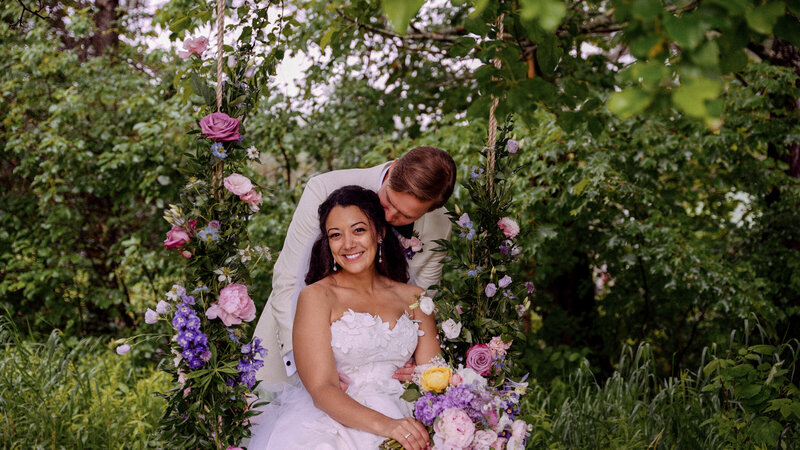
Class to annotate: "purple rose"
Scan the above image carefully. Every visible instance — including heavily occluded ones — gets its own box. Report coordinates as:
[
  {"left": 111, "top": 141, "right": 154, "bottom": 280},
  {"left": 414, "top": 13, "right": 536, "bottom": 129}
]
[
  {"left": 525, "top": 281, "right": 535, "bottom": 294},
  {"left": 199, "top": 112, "right": 241, "bottom": 142},
  {"left": 507, "top": 139, "right": 519, "bottom": 154},
  {"left": 465, "top": 343, "right": 493, "bottom": 376},
  {"left": 485, "top": 283, "right": 497, "bottom": 298}
]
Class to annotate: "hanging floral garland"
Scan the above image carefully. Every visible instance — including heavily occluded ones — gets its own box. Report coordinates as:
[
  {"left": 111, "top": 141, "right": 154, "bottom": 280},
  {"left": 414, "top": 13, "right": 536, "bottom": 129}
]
[{"left": 116, "top": 1, "right": 276, "bottom": 447}]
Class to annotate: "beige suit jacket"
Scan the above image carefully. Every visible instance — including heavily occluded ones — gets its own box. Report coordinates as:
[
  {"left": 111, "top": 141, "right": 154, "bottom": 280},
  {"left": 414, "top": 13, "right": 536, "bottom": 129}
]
[{"left": 253, "top": 162, "right": 452, "bottom": 383}]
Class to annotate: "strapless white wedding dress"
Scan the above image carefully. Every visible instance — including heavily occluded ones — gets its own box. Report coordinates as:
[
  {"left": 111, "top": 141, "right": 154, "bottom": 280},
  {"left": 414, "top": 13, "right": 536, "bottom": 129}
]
[{"left": 247, "top": 309, "right": 421, "bottom": 449}]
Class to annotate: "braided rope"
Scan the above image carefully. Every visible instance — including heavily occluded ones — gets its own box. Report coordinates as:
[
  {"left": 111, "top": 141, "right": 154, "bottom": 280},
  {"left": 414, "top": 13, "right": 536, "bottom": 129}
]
[
  {"left": 486, "top": 13, "right": 504, "bottom": 195},
  {"left": 215, "top": 0, "right": 225, "bottom": 112}
]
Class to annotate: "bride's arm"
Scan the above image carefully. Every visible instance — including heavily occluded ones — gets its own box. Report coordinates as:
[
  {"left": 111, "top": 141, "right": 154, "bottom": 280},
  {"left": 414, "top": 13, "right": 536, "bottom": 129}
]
[
  {"left": 293, "top": 286, "right": 429, "bottom": 449},
  {"left": 410, "top": 290, "right": 441, "bottom": 365}
]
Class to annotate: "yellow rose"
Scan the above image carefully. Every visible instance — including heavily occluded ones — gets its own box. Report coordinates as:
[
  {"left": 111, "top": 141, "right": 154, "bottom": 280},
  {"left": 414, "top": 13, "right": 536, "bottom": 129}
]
[{"left": 419, "top": 366, "right": 452, "bottom": 393}]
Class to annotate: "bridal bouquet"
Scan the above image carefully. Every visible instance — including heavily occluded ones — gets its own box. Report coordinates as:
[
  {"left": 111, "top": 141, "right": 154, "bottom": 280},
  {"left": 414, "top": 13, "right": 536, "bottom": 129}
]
[{"left": 383, "top": 339, "right": 531, "bottom": 450}]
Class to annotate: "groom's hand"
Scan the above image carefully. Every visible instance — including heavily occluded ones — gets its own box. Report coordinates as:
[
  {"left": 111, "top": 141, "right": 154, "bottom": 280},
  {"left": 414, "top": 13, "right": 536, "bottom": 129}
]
[{"left": 392, "top": 360, "right": 415, "bottom": 383}]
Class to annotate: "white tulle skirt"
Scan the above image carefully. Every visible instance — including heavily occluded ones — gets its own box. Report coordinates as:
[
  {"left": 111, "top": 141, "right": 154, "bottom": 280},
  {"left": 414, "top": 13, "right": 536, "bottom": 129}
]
[{"left": 247, "top": 378, "right": 413, "bottom": 450}]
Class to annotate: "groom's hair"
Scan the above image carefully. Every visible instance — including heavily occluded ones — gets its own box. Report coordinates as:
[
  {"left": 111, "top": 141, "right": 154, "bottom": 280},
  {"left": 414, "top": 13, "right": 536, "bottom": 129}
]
[
  {"left": 306, "top": 186, "right": 409, "bottom": 285},
  {"left": 389, "top": 146, "right": 456, "bottom": 211}
]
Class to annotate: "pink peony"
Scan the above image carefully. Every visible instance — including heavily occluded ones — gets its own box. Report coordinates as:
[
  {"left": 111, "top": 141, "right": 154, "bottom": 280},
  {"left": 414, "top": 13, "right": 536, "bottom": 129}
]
[
  {"left": 223, "top": 173, "right": 253, "bottom": 196},
  {"left": 466, "top": 344, "right": 493, "bottom": 376},
  {"left": 473, "top": 429, "right": 498, "bottom": 448},
  {"left": 199, "top": 112, "right": 241, "bottom": 142},
  {"left": 432, "top": 408, "right": 475, "bottom": 449},
  {"left": 206, "top": 283, "right": 256, "bottom": 326},
  {"left": 240, "top": 189, "right": 262, "bottom": 207},
  {"left": 178, "top": 36, "right": 208, "bottom": 59},
  {"left": 506, "top": 420, "right": 529, "bottom": 449},
  {"left": 488, "top": 336, "right": 513, "bottom": 358},
  {"left": 497, "top": 217, "right": 520, "bottom": 238},
  {"left": 492, "top": 437, "right": 507, "bottom": 450},
  {"left": 164, "top": 225, "right": 191, "bottom": 249}
]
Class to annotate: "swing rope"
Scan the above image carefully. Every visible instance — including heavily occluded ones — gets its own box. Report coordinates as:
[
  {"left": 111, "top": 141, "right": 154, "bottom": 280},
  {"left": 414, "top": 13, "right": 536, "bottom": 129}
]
[
  {"left": 486, "top": 12, "right": 504, "bottom": 196},
  {"left": 215, "top": 0, "right": 225, "bottom": 112}
]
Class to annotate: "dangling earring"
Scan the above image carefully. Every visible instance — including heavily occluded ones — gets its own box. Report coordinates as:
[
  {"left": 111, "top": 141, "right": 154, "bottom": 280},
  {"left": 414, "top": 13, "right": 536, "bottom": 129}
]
[
  {"left": 378, "top": 238, "right": 383, "bottom": 264},
  {"left": 332, "top": 253, "right": 338, "bottom": 272}
]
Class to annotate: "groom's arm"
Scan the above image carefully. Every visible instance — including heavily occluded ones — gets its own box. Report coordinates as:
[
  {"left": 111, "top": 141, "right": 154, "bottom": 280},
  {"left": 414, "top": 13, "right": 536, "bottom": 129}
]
[{"left": 266, "top": 176, "right": 331, "bottom": 373}]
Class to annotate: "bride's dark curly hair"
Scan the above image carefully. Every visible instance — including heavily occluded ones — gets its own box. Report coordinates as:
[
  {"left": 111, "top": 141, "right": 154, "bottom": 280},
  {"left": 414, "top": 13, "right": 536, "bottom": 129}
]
[{"left": 305, "top": 185, "right": 409, "bottom": 285}]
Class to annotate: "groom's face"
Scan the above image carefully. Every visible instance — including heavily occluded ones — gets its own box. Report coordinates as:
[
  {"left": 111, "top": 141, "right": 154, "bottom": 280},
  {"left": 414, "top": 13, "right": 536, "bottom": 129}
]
[{"left": 377, "top": 186, "right": 433, "bottom": 226}]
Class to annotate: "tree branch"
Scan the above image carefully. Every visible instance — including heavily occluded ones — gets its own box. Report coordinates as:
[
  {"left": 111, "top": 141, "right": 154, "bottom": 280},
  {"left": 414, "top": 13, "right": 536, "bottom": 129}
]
[{"left": 13, "top": 0, "right": 49, "bottom": 28}]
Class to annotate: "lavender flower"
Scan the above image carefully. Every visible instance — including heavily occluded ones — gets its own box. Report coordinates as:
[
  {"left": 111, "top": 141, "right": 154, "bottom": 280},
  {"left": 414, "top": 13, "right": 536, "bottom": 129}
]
[{"left": 237, "top": 337, "right": 267, "bottom": 388}]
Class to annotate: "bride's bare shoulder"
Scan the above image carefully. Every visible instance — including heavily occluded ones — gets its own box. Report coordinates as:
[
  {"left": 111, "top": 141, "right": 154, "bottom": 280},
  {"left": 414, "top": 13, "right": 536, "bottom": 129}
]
[
  {"left": 298, "top": 278, "right": 337, "bottom": 305},
  {"left": 382, "top": 278, "right": 424, "bottom": 306}
]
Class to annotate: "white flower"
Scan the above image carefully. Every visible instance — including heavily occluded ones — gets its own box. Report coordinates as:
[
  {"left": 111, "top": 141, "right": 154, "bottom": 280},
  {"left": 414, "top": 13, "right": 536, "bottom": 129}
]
[
  {"left": 254, "top": 245, "right": 272, "bottom": 261},
  {"left": 455, "top": 365, "right": 487, "bottom": 388},
  {"left": 227, "top": 55, "right": 237, "bottom": 68},
  {"left": 238, "top": 246, "right": 252, "bottom": 262},
  {"left": 246, "top": 145, "right": 259, "bottom": 160},
  {"left": 418, "top": 294, "right": 434, "bottom": 315},
  {"left": 498, "top": 275, "right": 512, "bottom": 288},
  {"left": 116, "top": 344, "right": 131, "bottom": 355},
  {"left": 441, "top": 319, "right": 462, "bottom": 339},
  {"left": 156, "top": 300, "right": 170, "bottom": 315},
  {"left": 214, "top": 267, "right": 233, "bottom": 284},
  {"left": 144, "top": 308, "right": 158, "bottom": 324}
]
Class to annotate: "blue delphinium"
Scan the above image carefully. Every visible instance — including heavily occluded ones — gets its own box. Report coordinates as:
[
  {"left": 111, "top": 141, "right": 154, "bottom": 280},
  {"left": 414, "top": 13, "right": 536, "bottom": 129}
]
[
  {"left": 237, "top": 337, "right": 267, "bottom": 388},
  {"left": 171, "top": 293, "right": 210, "bottom": 369}
]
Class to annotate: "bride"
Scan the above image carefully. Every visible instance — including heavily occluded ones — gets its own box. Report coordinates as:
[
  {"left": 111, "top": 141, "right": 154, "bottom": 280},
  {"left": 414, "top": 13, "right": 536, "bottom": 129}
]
[{"left": 248, "top": 185, "right": 439, "bottom": 450}]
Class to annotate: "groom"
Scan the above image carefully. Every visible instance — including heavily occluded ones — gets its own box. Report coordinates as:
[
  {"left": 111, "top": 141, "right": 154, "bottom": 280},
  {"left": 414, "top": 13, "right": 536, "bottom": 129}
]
[{"left": 253, "top": 146, "right": 457, "bottom": 384}]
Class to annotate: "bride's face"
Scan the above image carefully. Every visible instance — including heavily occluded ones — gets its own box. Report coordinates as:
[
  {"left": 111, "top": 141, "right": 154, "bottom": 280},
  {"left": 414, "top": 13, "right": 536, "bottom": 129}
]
[{"left": 326, "top": 205, "right": 380, "bottom": 274}]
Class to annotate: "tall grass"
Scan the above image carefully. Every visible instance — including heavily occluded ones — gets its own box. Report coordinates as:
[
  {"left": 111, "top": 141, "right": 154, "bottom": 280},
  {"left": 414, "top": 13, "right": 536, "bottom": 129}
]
[
  {"left": 522, "top": 342, "right": 798, "bottom": 449},
  {"left": 0, "top": 317, "right": 169, "bottom": 449}
]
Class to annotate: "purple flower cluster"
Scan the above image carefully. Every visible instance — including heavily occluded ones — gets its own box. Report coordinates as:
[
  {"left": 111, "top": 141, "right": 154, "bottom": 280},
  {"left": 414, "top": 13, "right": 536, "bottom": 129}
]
[
  {"left": 414, "top": 385, "right": 479, "bottom": 426},
  {"left": 171, "top": 294, "right": 210, "bottom": 369},
  {"left": 237, "top": 336, "right": 267, "bottom": 388}
]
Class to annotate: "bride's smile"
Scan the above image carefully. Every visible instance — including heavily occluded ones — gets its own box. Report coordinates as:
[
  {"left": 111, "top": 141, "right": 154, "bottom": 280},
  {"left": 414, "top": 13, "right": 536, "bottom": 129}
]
[{"left": 326, "top": 205, "right": 380, "bottom": 272}]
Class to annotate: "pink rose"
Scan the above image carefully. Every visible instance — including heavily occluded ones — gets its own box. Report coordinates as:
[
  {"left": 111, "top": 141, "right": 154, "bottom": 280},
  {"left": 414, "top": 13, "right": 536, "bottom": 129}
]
[
  {"left": 178, "top": 36, "right": 208, "bottom": 59},
  {"left": 199, "top": 112, "right": 241, "bottom": 142},
  {"left": 473, "top": 429, "right": 498, "bottom": 448},
  {"left": 432, "top": 408, "right": 475, "bottom": 449},
  {"left": 450, "top": 372, "right": 463, "bottom": 386},
  {"left": 240, "top": 189, "right": 262, "bottom": 207},
  {"left": 164, "top": 225, "right": 191, "bottom": 249},
  {"left": 223, "top": 173, "right": 253, "bottom": 196},
  {"left": 465, "top": 344, "right": 493, "bottom": 376},
  {"left": 488, "top": 336, "right": 512, "bottom": 358},
  {"left": 206, "top": 283, "right": 256, "bottom": 326},
  {"left": 497, "top": 217, "right": 519, "bottom": 238},
  {"left": 404, "top": 236, "right": 423, "bottom": 252}
]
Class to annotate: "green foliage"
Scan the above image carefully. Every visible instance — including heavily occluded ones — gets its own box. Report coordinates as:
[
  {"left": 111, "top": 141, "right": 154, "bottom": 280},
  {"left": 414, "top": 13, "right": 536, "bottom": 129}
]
[
  {"left": 0, "top": 4, "right": 191, "bottom": 335},
  {"left": 521, "top": 333, "right": 800, "bottom": 449},
  {"left": 0, "top": 316, "right": 169, "bottom": 448}
]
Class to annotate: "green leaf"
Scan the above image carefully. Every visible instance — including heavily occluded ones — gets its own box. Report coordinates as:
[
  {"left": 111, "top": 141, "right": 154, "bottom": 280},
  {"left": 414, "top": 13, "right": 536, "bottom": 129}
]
[
  {"left": 746, "top": 1, "right": 786, "bottom": 35},
  {"left": 520, "top": 0, "right": 567, "bottom": 32},
  {"left": 671, "top": 77, "right": 721, "bottom": 118},
  {"left": 775, "top": 15, "right": 800, "bottom": 48},
  {"left": 630, "top": 0, "right": 663, "bottom": 21},
  {"left": 469, "top": 0, "right": 490, "bottom": 18},
  {"left": 400, "top": 387, "right": 422, "bottom": 402},
  {"left": 572, "top": 178, "right": 591, "bottom": 196},
  {"left": 380, "top": 0, "right": 425, "bottom": 35},
  {"left": 607, "top": 87, "right": 654, "bottom": 119},
  {"left": 689, "top": 40, "right": 720, "bottom": 68},
  {"left": 319, "top": 27, "right": 337, "bottom": 50},
  {"left": 748, "top": 344, "right": 776, "bottom": 355},
  {"left": 536, "top": 40, "right": 562, "bottom": 74},
  {"left": 664, "top": 14, "right": 705, "bottom": 49},
  {"left": 737, "top": 383, "right": 762, "bottom": 399}
]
